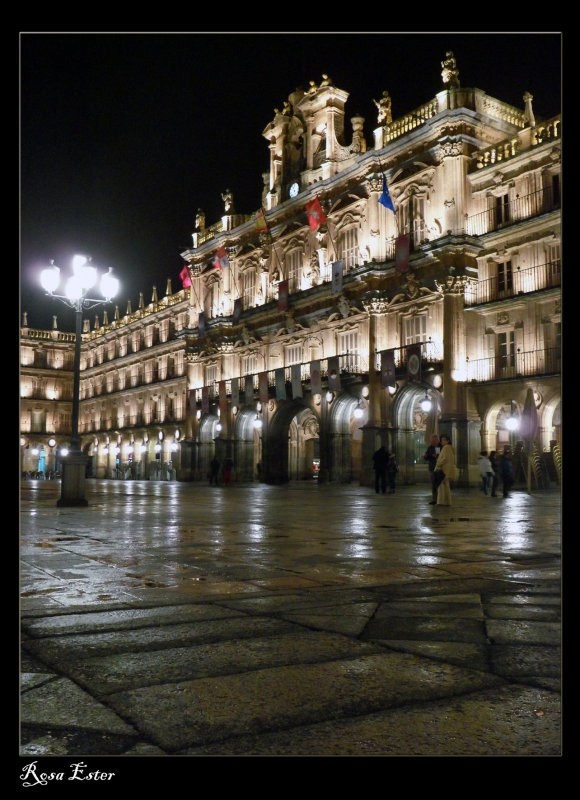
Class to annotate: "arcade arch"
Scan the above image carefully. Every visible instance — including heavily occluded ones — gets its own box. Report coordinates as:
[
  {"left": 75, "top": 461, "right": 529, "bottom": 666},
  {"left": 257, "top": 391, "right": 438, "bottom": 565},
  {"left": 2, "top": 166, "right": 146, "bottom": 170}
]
[{"left": 391, "top": 383, "right": 442, "bottom": 483}]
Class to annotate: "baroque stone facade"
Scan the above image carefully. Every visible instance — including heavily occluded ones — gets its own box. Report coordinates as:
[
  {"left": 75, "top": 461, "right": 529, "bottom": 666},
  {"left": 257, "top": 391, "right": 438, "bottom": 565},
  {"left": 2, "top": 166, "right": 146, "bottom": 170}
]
[{"left": 23, "top": 59, "right": 561, "bottom": 487}]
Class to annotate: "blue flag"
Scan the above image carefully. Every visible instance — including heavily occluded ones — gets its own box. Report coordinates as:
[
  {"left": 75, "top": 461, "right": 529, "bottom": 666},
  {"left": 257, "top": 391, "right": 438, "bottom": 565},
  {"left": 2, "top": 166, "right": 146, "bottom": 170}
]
[{"left": 378, "top": 172, "right": 395, "bottom": 213}]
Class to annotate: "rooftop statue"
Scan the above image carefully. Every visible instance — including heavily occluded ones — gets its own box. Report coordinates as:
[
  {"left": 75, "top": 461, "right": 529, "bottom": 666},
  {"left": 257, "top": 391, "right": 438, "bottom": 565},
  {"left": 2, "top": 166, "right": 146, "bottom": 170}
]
[
  {"left": 373, "top": 91, "right": 392, "bottom": 125},
  {"left": 441, "top": 51, "right": 460, "bottom": 89},
  {"left": 320, "top": 73, "right": 332, "bottom": 87},
  {"left": 221, "top": 189, "right": 235, "bottom": 214},
  {"left": 308, "top": 80, "right": 318, "bottom": 94},
  {"left": 195, "top": 208, "right": 205, "bottom": 231}
]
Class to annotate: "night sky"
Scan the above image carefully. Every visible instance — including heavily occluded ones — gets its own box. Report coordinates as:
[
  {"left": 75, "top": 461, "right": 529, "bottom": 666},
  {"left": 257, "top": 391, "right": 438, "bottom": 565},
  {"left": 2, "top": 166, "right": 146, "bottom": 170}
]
[{"left": 21, "top": 33, "right": 562, "bottom": 332}]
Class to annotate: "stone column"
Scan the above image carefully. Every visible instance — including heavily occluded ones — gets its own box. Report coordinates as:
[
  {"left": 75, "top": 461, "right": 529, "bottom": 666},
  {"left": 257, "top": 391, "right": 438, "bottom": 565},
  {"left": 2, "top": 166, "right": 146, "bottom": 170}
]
[
  {"left": 439, "top": 276, "right": 474, "bottom": 487},
  {"left": 366, "top": 175, "right": 382, "bottom": 262},
  {"left": 359, "top": 300, "right": 389, "bottom": 487},
  {"left": 317, "top": 392, "right": 332, "bottom": 484},
  {"left": 438, "top": 141, "right": 470, "bottom": 235}
]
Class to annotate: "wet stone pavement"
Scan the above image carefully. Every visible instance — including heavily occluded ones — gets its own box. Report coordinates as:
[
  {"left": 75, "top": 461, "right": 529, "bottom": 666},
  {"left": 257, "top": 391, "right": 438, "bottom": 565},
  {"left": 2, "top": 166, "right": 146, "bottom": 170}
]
[{"left": 20, "top": 479, "right": 561, "bottom": 756}]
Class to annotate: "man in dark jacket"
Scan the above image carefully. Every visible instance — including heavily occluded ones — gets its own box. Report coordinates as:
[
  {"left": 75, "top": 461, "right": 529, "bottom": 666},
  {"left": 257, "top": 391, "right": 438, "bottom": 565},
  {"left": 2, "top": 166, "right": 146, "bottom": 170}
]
[
  {"left": 372, "top": 445, "right": 390, "bottom": 495},
  {"left": 424, "top": 434, "right": 441, "bottom": 504},
  {"left": 499, "top": 448, "right": 514, "bottom": 498}
]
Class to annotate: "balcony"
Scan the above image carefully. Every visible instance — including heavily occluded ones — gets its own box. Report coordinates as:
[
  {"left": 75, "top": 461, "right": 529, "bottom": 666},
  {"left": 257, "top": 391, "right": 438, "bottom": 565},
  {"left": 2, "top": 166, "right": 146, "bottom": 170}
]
[
  {"left": 465, "top": 186, "right": 560, "bottom": 237},
  {"left": 377, "top": 340, "right": 443, "bottom": 373},
  {"left": 466, "top": 347, "right": 560, "bottom": 383},
  {"left": 465, "top": 261, "right": 561, "bottom": 306}
]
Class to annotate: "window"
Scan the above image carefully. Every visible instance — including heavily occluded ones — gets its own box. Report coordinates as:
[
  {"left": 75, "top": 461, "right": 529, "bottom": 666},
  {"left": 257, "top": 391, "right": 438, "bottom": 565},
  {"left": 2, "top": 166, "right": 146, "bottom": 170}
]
[
  {"left": 404, "top": 315, "right": 427, "bottom": 345},
  {"left": 497, "top": 261, "right": 513, "bottom": 294},
  {"left": 498, "top": 330, "right": 515, "bottom": 368},
  {"left": 286, "top": 345, "right": 302, "bottom": 365},
  {"left": 495, "top": 193, "right": 510, "bottom": 226},
  {"left": 399, "top": 196, "right": 427, "bottom": 244},
  {"left": 339, "top": 228, "right": 359, "bottom": 270},
  {"left": 243, "top": 355, "right": 258, "bottom": 375},
  {"left": 287, "top": 250, "right": 302, "bottom": 292},
  {"left": 339, "top": 331, "right": 358, "bottom": 355},
  {"left": 32, "top": 411, "right": 45, "bottom": 433},
  {"left": 206, "top": 365, "right": 218, "bottom": 386},
  {"left": 242, "top": 270, "right": 255, "bottom": 309}
]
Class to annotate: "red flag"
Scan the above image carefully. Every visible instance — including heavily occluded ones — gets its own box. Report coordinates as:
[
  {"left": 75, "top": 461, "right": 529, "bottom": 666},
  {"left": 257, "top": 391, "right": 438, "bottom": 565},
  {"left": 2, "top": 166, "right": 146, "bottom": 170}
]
[
  {"left": 305, "top": 196, "right": 326, "bottom": 230},
  {"left": 213, "top": 245, "right": 229, "bottom": 270},
  {"left": 395, "top": 234, "right": 410, "bottom": 274},
  {"left": 179, "top": 265, "right": 192, "bottom": 289},
  {"left": 254, "top": 209, "right": 268, "bottom": 233}
]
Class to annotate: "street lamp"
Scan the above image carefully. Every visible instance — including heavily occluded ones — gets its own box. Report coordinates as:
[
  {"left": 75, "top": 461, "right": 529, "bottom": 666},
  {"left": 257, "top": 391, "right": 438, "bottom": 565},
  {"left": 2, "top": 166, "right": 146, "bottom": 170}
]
[{"left": 40, "top": 255, "right": 119, "bottom": 506}]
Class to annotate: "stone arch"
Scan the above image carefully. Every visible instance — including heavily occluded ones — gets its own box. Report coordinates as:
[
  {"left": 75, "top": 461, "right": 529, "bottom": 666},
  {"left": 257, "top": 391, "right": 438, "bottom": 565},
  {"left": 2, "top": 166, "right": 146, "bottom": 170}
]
[
  {"left": 233, "top": 404, "right": 262, "bottom": 481},
  {"left": 327, "top": 391, "right": 367, "bottom": 483},
  {"left": 482, "top": 397, "right": 523, "bottom": 455},
  {"left": 391, "top": 382, "right": 442, "bottom": 483},
  {"left": 264, "top": 398, "right": 317, "bottom": 484},
  {"left": 198, "top": 413, "right": 219, "bottom": 479},
  {"left": 539, "top": 393, "right": 561, "bottom": 450}
]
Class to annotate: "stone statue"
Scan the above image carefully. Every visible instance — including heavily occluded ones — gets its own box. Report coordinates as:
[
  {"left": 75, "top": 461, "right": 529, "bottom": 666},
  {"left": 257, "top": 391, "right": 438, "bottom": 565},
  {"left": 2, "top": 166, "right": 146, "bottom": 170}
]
[
  {"left": 282, "top": 100, "right": 292, "bottom": 116},
  {"left": 373, "top": 91, "right": 392, "bottom": 125},
  {"left": 320, "top": 73, "right": 331, "bottom": 87},
  {"left": 441, "top": 51, "right": 460, "bottom": 89},
  {"left": 221, "top": 189, "right": 235, "bottom": 213},
  {"left": 308, "top": 80, "right": 318, "bottom": 94},
  {"left": 305, "top": 253, "right": 320, "bottom": 287},
  {"left": 338, "top": 294, "right": 350, "bottom": 319},
  {"left": 195, "top": 208, "right": 205, "bottom": 231}
]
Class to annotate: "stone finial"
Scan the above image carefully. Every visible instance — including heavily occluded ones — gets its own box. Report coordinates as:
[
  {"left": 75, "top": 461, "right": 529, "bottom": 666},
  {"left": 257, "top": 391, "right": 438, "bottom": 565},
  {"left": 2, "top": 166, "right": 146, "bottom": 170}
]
[
  {"left": 22, "top": 312, "right": 28, "bottom": 327},
  {"left": 103, "top": 310, "right": 109, "bottom": 326},
  {"left": 166, "top": 278, "right": 172, "bottom": 297},
  {"left": 126, "top": 300, "right": 132, "bottom": 315},
  {"left": 523, "top": 92, "right": 535, "bottom": 128},
  {"left": 52, "top": 315, "right": 58, "bottom": 330},
  {"left": 139, "top": 292, "right": 144, "bottom": 310},
  {"left": 152, "top": 286, "right": 158, "bottom": 304},
  {"left": 195, "top": 209, "right": 205, "bottom": 231},
  {"left": 441, "top": 51, "right": 460, "bottom": 89},
  {"left": 94, "top": 315, "right": 100, "bottom": 330},
  {"left": 83, "top": 319, "right": 90, "bottom": 333},
  {"left": 221, "top": 189, "right": 235, "bottom": 214},
  {"left": 114, "top": 305, "right": 120, "bottom": 321},
  {"left": 373, "top": 91, "right": 392, "bottom": 125}
]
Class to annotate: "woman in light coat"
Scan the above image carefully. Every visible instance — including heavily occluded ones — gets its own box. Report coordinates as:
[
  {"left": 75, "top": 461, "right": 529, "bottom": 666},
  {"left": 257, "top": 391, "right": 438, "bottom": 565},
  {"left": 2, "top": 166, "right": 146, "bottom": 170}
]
[{"left": 435, "top": 435, "right": 456, "bottom": 506}]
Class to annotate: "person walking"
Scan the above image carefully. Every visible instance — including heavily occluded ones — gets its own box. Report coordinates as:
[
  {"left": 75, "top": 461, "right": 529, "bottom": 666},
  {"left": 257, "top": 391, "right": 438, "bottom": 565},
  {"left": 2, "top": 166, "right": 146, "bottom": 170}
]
[
  {"left": 209, "top": 457, "right": 220, "bottom": 485},
  {"left": 372, "top": 445, "right": 390, "bottom": 495},
  {"left": 489, "top": 450, "right": 499, "bottom": 497},
  {"left": 499, "top": 448, "right": 514, "bottom": 498},
  {"left": 477, "top": 451, "right": 493, "bottom": 495},
  {"left": 386, "top": 453, "right": 398, "bottom": 493},
  {"left": 424, "top": 433, "right": 441, "bottom": 504},
  {"left": 434, "top": 435, "right": 456, "bottom": 506}
]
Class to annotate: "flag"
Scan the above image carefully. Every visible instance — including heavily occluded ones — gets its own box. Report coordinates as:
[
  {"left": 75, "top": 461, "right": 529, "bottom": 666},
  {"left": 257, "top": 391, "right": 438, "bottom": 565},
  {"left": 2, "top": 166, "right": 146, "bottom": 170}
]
[
  {"left": 201, "top": 386, "right": 209, "bottom": 414},
  {"left": 198, "top": 311, "right": 205, "bottom": 337},
  {"left": 213, "top": 245, "right": 229, "bottom": 270},
  {"left": 305, "top": 196, "right": 326, "bottom": 230},
  {"left": 254, "top": 209, "right": 268, "bottom": 233},
  {"left": 233, "top": 298, "right": 242, "bottom": 325},
  {"left": 331, "top": 261, "right": 343, "bottom": 295},
  {"left": 259, "top": 372, "right": 269, "bottom": 404},
  {"left": 219, "top": 380, "right": 227, "bottom": 415},
  {"left": 406, "top": 345, "right": 421, "bottom": 384},
  {"left": 381, "top": 350, "right": 396, "bottom": 388},
  {"left": 189, "top": 389, "right": 197, "bottom": 416},
  {"left": 244, "top": 375, "right": 254, "bottom": 406},
  {"left": 231, "top": 377, "right": 239, "bottom": 409},
  {"left": 310, "top": 361, "right": 322, "bottom": 395},
  {"left": 291, "top": 364, "right": 303, "bottom": 398},
  {"left": 327, "top": 356, "right": 341, "bottom": 390},
  {"left": 179, "top": 265, "right": 192, "bottom": 289},
  {"left": 278, "top": 280, "right": 289, "bottom": 312},
  {"left": 378, "top": 172, "right": 396, "bottom": 213},
  {"left": 395, "top": 234, "right": 410, "bottom": 274},
  {"left": 275, "top": 368, "right": 286, "bottom": 401}
]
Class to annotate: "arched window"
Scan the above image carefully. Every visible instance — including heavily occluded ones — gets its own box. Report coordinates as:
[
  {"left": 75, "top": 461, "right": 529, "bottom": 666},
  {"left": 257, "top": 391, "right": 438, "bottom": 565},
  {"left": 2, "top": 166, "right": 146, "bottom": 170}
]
[
  {"left": 287, "top": 250, "right": 302, "bottom": 292},
  {"left": 242, "top": 270, "right": 255, "bottom": 310}
]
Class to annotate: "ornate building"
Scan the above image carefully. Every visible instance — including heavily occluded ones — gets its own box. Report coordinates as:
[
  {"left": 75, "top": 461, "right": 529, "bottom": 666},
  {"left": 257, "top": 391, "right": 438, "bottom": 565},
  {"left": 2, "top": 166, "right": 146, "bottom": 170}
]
[{"left": 36, "top": 55, "right": 561, "bottom": 487}]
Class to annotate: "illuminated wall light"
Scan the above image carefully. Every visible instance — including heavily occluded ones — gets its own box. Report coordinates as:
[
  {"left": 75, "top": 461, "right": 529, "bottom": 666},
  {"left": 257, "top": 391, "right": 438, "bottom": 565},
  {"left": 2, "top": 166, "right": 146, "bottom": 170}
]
[
  {"left": 139, "top": 445, "right": 147, "bottom": 454},
  {"left": 154, "top": 444, "right": 162, "bottom": 452},
  {"left": 232, "top": 405, "right": 238, "bottom": 416},
  {"left": 102, "top": 447, "right": 109, "bottom": 454},
  {"left": 325, "top": 391, "right": 333, "bottom": 403},
  {"left": 253, "top": 414, "right": 262, "bottom": 429},
  {"left": 31, "top": 447, "right": 39, "bottom": 455},
  {"left": 388, "top": 385, "right": 397, "bottom": 395},
  {"left": 196, "top": 410, "right": 201, "bottom": 420},
  {"left": 170, "top": 442, "right": 179, "bottom": 452},
  {"left": 61, "top": 447, "right": 69, "bottom": 456},
  {"left": 114, "top": 446, "right": 120, "bottom": 454},
  {"left": 361, "top": 386, "right": 369, "bottom": 398},
  {"left": 215, "top": 422, "right": 222, "bottom": 432}
]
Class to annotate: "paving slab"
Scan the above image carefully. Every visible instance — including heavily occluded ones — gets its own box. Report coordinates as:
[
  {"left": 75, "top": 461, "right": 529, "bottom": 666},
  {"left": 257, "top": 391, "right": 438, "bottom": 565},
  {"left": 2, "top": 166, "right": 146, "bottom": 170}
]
[
  {"left": 280, "top": 603, "right": 378, "bottom": 636},
  {"left": 21, "top": 678, "right": 137, "bottom": 734},
  {"left": 20, "top": 728, "right": 139, "bottom": 756},
  {"left": 21, "top": 672, "right": 57, "bottom": 692},
  {"left": 59, "top": 631, "right": 384, "bottom": 696},
  {"left": 218, "top": 591, "right": 378, "bottom": 614},
  {"left": 483, "top": 603, "right": 560, "bottom": 621},
  {"left": 371, "top": 600, "right": 484, "bottom": 619},
  {"left": 362, "top": 615, "right": 489, "bottom": 644},
  {"left": 21, "top": 603, "right": 246, "bottom": 638},
  {"left": 22, "top": 617, "right": 305, "bottom": 666},
  {"left": 377, "top": 641, "right": 489, "bottom": 672},
  {"left": 183, "top": 685, "right": 561, "bottom": 756},
  {"left": 106, "top": 652, "right": 503, "bottom": 751},
  {"left": 489, "top": 645, "right": 561, "bottom": 678},
  {"left": 484, "top": 594, "right": 561, "bottom": 605},
  {"left": 485, "top": 620, "right": 561, "bottom": 645}
]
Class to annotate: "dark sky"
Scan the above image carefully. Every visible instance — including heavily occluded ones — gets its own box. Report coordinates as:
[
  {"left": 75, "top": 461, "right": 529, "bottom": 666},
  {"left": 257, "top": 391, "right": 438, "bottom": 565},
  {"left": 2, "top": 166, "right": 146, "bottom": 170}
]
[{"left": 21, "top": 33, "right": 562, "bottom": 332}]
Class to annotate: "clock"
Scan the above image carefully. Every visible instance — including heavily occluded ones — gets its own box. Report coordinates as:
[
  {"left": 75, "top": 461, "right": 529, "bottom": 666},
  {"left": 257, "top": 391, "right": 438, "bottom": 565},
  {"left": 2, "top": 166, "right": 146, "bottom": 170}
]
[{"left": 289, "top": 181, "right": 300, "bottom": 199}]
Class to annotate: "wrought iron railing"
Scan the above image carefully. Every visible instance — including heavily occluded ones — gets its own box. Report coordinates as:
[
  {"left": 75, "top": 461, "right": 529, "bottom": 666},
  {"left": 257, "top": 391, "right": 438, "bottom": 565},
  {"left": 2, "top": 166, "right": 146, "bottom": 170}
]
[
  {"left": 466, "top": 186, "right": 559, "bottom": 237},
  {"left": 466, "top": 348, "right": 560, "bottom": 382},
  {"left": 465, "top": 261, "right": 561, "bottom": 306}
]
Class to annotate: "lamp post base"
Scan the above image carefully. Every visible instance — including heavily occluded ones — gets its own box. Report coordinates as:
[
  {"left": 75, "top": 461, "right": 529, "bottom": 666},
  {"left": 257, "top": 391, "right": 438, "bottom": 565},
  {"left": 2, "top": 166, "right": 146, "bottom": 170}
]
[{"left": 57, "top": 451, "right": 89, "bottom": 507}]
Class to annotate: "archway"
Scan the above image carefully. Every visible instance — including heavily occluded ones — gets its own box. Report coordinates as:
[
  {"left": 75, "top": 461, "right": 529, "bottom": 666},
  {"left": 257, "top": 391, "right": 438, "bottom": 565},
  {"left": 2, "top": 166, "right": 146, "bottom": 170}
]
[
  {"left": 265, "top": 399, "right": 316, "bottom": 484},
  {"left": 198, "top": 413, "right": 220, "bottom": 481},
  {"left": 288, "top": 406, "right": 320, "bottom": 481},
  {"left": 391, "top": 382, "right": 442, "bottom": 484},
  {"left": 327, "top": 392, "right": 367, "bottom": 483},
  {"left": 233, "top": 405, "right": 262, "bottom": 481}
]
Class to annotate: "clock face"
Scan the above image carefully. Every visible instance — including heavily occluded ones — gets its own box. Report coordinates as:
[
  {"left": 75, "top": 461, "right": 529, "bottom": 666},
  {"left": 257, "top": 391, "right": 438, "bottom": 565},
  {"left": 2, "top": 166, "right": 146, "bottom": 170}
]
[{"left": 289, "top": 181, "right": 300, "bottom": 198}]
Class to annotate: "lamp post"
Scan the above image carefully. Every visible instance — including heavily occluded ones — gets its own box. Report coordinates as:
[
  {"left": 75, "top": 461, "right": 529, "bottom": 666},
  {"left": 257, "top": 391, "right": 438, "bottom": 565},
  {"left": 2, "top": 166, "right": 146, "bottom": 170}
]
[{"left": 40, "top": 255, "right": 119, "bottom": 506}]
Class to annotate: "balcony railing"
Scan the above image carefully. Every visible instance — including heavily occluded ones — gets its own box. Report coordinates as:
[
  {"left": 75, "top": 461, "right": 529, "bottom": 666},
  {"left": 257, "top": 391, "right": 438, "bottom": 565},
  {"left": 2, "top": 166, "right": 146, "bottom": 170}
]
[
  {"left": 466, "top": 186, "right": 559, "bottom": 237},
  {"left": 466, "top": 347, "right": 560, "bottom": 383},
  {"left": 377, "top": 340, "right": 443, "bottom": 371},
  {"left": 465, "top": 261, "right": 561, "bottom": 306}
]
